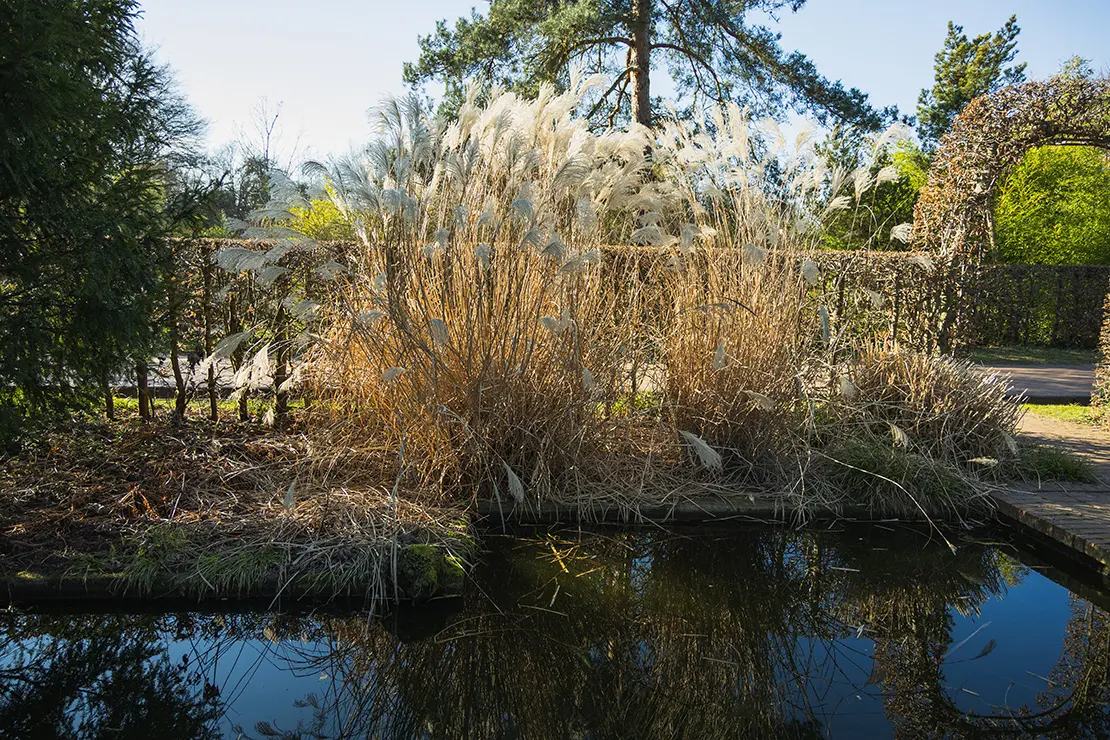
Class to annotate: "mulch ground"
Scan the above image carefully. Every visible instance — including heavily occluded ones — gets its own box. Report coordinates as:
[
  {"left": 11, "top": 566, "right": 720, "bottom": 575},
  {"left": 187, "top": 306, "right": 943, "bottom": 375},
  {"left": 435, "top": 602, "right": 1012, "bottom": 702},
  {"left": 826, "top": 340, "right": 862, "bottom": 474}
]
[{"left": 0, "top": 413, "right": 308, "bottom": 577}]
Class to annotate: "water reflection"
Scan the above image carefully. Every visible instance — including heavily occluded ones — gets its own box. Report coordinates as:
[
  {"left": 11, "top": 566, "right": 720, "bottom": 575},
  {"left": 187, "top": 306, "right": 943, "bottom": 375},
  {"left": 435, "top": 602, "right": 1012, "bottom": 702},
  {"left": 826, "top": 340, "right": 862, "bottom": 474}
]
[
  {"left": 1, "top": 526, "right": 1107, "bottom": 738},
  {"left": 0, "top": 613, "right": 222, "bottom": 737}
]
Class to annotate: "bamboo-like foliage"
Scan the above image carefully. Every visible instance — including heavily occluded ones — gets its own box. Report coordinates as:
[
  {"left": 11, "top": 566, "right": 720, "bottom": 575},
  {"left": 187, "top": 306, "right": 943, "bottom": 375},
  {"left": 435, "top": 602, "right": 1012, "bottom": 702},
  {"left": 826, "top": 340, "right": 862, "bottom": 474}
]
[{"left": 156, "top": 233, "right": 347, "bottom": 426}]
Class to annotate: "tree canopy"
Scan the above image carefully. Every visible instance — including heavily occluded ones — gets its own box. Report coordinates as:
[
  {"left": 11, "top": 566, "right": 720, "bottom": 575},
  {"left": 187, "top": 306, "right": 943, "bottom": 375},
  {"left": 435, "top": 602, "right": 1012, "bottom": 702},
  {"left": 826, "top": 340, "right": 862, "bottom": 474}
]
[
  {"left": 817, "top": 135, "right": 928, "bottom": 250},
  {"left": 995, "top": 146, "right": 1110, "bottom": 265},
  {"left": 404, "top": 0, "right": 885, "bottom": 129},
  {"left": 0, "top": 0, "right": 202, "bottom": 438},
  {"left": 916, "top": 16, "right": 1026, "bottom": 150}
]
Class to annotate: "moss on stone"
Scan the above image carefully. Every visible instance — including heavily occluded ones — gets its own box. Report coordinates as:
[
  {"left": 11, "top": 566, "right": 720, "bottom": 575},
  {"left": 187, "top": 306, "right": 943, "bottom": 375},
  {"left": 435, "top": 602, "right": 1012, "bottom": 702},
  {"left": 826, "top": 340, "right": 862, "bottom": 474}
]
[
  {"left": 440, "top": 554, "right": 465, "bottom": 595},
  {"left": 398, "top": 544, "right": 442, "bottom": 601}
]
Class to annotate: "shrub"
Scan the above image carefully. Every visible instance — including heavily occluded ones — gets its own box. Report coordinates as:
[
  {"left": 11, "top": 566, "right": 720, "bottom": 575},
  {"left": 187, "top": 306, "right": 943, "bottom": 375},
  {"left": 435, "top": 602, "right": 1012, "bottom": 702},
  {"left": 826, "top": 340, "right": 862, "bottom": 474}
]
[
  {"left": 288, "top": 196, "right": 356, "bottom": 242},
  {"left": 818, "top": 436, "right": 983, "bottom": 517},
  {"left": 995, "top": 146, "right": 1110, "bottom": 266},
  {"left": 1093, "top": 284, "right": 1110, "bottom": 419},
  {"left": 832, "top": 345, "right": 1021, "bottom": 462}
]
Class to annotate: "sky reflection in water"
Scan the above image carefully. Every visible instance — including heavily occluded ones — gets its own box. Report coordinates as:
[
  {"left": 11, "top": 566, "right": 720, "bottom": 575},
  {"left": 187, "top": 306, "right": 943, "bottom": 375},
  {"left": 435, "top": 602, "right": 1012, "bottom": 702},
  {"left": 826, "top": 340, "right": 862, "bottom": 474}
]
[{"left": 1, "top": 524, "right": 1107, "bottom": 739}]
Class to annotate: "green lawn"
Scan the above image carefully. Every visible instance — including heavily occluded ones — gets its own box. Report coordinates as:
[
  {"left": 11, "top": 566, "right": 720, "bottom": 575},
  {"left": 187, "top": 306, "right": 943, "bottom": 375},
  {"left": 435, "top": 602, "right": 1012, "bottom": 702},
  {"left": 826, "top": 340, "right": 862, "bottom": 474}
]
[
  {"left": 110, "top": 395, "right": 304, "bottom": 420},
  {"left": 966, "top": 346, "right": 1097, "bottom": 366},
  {"left": 1021, "top": 403, "right": 1101, "bottom": 426}
]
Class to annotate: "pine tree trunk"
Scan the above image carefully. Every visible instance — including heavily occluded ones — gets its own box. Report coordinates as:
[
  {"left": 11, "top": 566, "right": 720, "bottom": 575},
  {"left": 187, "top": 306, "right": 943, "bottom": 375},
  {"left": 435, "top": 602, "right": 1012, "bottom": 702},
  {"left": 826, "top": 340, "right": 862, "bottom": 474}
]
[
  {"left": 103, "top": 373, "right": 114, "bottom": 421},
  {"left": 273, "top": 305, "right": 290, "bottom": 426},
  {"left": 228, "top": 291, "right": 249, "bottom": 422},
  {"left": 136, "top": 361, "right": 151, "bottom": 420},
  {"left": 629, "top": 0, "right": 652, "bottom": 127},
  {"left": 169, "top": 274, "right": 187, "bottom": 420}
]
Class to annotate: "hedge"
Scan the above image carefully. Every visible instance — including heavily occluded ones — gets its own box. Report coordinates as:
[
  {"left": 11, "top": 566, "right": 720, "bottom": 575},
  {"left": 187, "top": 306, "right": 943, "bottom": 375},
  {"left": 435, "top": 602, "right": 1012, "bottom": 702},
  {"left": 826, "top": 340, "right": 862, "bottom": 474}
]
[
  {"left": 1092, "top": 285, "right": 1110, "bottom": 415},
  {"left": 601, "top": 247, "right": 1110, "bottom": 351},
  {"left": 803, "top": 253, "right": 1110, "bottom": 350},
  {"left": 162, "top": 242, "right": 1110, "bottom": 412}
]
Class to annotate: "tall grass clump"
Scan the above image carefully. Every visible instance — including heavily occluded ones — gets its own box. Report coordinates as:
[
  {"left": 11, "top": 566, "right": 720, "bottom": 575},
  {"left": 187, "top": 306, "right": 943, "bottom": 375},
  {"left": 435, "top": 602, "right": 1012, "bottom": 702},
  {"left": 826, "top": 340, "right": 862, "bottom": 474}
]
[
  {"left": 223, "top": 76, "right": 1029, "bottom": 519},
  {"left": 301, "top": 77, "right": 662, "bottom": 502},
  {"left": 831, "top": 345, "right": 1021, "bottom": 462},
  {"left": 635, "top": 107, "right": 824, "bottom": 484},
  {"left": 657, "top": 252, "right": 810, "bottom": 486},
  {"left": 800, "top": 345, "right": 1020, "bottom": 517},
  {"left": 818, "top": 436, "right": 984, "bottom": 517}
]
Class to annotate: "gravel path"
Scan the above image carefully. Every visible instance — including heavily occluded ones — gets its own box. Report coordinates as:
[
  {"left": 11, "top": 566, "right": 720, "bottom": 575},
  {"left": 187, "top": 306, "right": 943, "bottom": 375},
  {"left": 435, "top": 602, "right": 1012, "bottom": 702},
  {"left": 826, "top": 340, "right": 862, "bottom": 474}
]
[{"left": 982, "top": 364, "right": 1095, "bottom": 403}]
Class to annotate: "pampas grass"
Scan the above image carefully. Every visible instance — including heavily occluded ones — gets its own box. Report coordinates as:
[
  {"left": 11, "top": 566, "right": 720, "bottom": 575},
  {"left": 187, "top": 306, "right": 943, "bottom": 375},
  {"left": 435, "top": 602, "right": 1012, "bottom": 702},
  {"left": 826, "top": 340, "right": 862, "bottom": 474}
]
[
  {"left": 302, "top": 76, "right": 651, "bottom": 504},
  {"left": 659, "top": 251, "right": 810, "bottom": 488},
  {"left": 234, "top": 76, "right": 1023, "bottom": 519}
]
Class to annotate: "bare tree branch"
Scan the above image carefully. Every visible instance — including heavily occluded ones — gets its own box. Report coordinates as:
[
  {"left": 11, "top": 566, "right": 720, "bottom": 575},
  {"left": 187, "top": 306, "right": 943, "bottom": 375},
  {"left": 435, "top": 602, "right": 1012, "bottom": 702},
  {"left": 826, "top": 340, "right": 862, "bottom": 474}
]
[{"left": 587, "top": 67, "right": 635, "bottom": 122}]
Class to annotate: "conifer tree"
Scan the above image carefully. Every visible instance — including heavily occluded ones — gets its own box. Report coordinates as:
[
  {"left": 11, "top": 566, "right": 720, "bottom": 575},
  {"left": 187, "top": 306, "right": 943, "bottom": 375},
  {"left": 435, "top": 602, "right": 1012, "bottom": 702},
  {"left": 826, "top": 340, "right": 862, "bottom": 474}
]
[
  {"left": 0, "top": 0, "right": 202, "bottom": 439},
  {"left": 405, "top": 0, "right": 883, "bottom": 129},
  {"left": 916, "top": 16, "right": 1026, "bottom": 150}
]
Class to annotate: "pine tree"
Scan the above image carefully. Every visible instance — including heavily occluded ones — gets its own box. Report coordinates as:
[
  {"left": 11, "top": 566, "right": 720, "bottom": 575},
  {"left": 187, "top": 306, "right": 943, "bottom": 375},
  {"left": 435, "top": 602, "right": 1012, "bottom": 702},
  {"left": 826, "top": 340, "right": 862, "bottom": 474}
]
[
  {"left": 0, "top": 0, "right": 202, "bottom": 440},
  {"left": 404, "top": 0, "right": 884, "bottom": 129},
  {"left": 916, "top": 16, "right": 1026, "bottom": 150}
]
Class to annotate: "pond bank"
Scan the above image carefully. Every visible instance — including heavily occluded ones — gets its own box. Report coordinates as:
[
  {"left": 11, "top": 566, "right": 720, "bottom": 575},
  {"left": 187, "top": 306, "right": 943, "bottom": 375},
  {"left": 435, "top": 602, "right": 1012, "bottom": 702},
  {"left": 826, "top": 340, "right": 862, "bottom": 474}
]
[
  {"left": 1, "top": 541, "right": 466, "bottom": 605},
  {"left": 8, "top": 502, "right": 1110, "bottom": 607},
  {"left": 0, "top": 414, "right": 474, "bottom": 604},
  {"left": 0, "top": 408, "right": 1101, "bottom": 605},
  {"left": 988, "top": 411, "right": 1110, "bottom": 579},
  {"left": 3, "top": 525, "right": 1109, "bottom": 738}
]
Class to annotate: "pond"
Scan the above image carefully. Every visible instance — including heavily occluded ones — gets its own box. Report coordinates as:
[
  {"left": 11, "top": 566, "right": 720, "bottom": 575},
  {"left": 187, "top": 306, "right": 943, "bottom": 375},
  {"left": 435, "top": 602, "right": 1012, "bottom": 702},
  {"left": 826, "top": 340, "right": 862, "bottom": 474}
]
[{"left": 1, "top": 524, "right": 1108, "bottom": 738}]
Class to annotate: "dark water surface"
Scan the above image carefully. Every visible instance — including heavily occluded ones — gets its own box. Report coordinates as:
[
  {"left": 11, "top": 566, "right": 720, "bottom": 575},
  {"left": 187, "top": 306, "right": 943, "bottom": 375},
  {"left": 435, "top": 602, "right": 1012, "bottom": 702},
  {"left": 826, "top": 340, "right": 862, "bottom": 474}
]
[{"left": 2, "top": 525, "right": 1108, "bottom": 738}]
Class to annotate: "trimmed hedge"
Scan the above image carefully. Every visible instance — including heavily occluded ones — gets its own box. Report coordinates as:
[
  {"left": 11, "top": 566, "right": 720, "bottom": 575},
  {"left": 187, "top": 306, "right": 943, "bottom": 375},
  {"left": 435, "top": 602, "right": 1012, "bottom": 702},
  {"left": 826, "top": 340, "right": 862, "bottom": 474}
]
[
  {"left": 961, "top": 264, "right": 1110, "bottom": 348},
  {"left": 175, "top": 241, "right": 1110, "bottom": 374},
  {"left": 603, "top": 247, "right": 1110, "bottom": 351},
  {"left": 804, "top": 253, "right": 1110, "bottom": 350},
  {"left": 1092, "top": 284, "right": 1110, "bottom": 414}
]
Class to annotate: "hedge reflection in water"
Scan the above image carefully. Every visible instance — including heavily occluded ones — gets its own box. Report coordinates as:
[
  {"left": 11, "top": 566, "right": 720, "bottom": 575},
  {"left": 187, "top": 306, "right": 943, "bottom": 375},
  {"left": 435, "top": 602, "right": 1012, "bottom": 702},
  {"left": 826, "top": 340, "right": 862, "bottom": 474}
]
[{"left": 1, "top": 527, "right": 1108, "bottom": 738}]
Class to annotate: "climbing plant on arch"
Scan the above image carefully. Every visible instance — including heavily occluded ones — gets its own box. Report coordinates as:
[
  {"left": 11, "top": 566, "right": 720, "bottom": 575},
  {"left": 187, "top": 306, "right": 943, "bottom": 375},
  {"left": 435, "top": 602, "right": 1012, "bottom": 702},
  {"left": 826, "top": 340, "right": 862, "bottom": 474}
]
[
  {"left": 914, "top": 76, "right": 1110, "bottom": 260},
  {"left": 907, "top": 77, "right": 1110, "bottom": 353}
]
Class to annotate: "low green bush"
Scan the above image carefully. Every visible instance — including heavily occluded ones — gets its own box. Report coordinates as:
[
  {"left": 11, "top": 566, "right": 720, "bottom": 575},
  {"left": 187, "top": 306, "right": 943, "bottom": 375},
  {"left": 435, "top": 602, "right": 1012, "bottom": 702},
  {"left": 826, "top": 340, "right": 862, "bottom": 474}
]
[
  {"left": 977, "top": 443, "right": 1095, "bottom": 483},
  {"left": 819, "top": 437, "right": 981, "bottom": 517}
]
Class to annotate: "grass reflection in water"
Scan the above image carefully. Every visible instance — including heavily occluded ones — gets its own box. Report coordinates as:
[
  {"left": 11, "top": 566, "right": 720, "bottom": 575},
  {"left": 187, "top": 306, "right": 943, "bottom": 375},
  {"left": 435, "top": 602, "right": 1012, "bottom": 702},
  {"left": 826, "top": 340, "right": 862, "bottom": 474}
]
[{"left": 1, "top": 525, "right": 1107, "bottom": 739}]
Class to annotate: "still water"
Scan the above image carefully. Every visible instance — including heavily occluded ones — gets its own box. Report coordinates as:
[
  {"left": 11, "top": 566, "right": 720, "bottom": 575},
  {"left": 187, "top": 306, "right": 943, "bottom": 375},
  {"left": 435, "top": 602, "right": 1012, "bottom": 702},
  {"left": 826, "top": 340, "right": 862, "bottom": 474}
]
[{"left": 1, "top": 525, "right": 1108, "bottom": 738}]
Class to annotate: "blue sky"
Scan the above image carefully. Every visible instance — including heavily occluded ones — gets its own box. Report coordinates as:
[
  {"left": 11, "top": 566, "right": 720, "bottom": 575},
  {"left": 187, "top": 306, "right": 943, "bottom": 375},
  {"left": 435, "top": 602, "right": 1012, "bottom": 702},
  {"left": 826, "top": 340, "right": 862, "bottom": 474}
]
[{"left": 136, "top": 1, "right": 1110, "bottom": 159}]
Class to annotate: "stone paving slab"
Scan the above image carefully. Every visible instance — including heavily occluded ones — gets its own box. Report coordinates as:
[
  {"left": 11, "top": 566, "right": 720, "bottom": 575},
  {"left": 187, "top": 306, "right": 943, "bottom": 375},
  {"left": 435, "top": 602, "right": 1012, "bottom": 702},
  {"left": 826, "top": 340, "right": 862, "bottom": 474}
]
[{"left": 993, "top": 411, "right": 1110, "bottom": 576}]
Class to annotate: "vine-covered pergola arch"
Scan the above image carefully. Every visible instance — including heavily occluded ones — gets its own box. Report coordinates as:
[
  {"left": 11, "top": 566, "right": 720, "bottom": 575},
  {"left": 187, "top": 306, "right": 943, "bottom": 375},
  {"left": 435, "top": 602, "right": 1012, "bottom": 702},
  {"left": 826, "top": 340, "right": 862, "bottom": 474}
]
[{"left": 914, "top": 76, "right": 1110, "bottom": 261}]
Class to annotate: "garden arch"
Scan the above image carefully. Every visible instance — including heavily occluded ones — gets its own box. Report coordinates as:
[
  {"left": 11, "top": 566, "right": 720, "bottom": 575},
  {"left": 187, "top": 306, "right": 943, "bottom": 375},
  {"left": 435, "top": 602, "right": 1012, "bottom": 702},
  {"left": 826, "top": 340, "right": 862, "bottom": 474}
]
[
  {"left": 914, "top": 76, "right": 1110, "bottom": 261},
  {"left": 906, "top": 77, "right": 1110, "bottom": 353}
]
